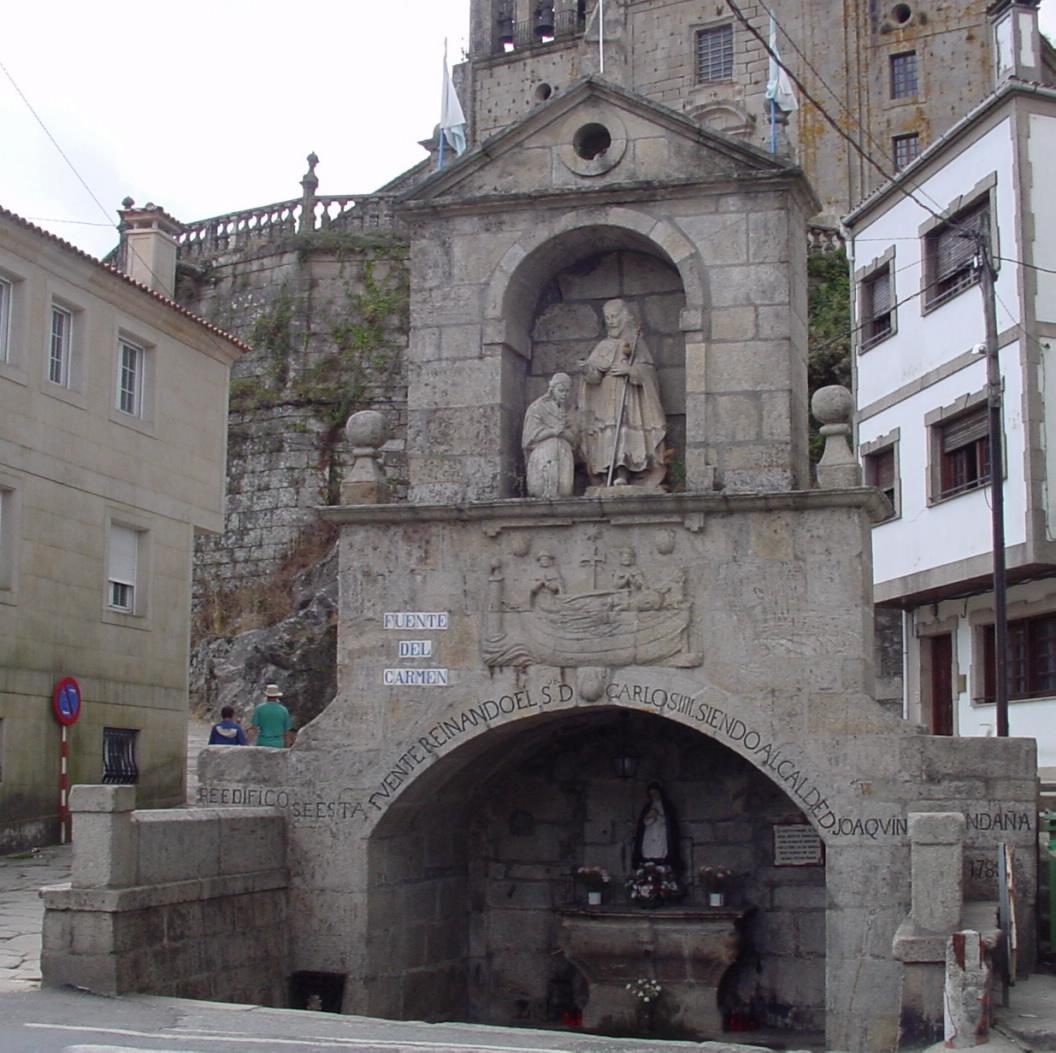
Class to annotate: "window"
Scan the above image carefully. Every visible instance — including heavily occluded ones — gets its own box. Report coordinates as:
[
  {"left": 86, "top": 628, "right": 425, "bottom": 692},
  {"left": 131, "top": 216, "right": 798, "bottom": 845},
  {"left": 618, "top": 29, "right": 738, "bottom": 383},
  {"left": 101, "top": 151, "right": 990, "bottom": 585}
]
[
  {"left": 924, "top": 197, "right": 990, "bottom": 309},
  {"left": 865, "top": 447, "right": 897, "bottom": 519},
  {"left": 937, "top": 404, "right": 990, "bottom": 499},
  {"left": 860, "top": 264, "right": 894, "bottom": 348},
  {"left": 107, "top": 524, "right": 140, "bottom": 613},
  {"left": 0, "top": 480, "right": 18, "bottom": 598},
  {"left": 0, "top": 277, "right": 10, "bottom": 363},
  {"left": 102, "top": 727, "right": 139, "bottom": 784},
  {"left": 893, "top": 133, "right": 920, "bottom": 171},
  {"left": 982, "top": 612, "right": 1056, "bottom": 701},
  {"left": 48, "top": 305, "right": 72, "bottom": 386},
  {"left": 696, "top": 24, "right": 733, "bottom": 82},
  {"left": 890, "top": 51, "right": 918, "bottom": 98},
  {"left": 116, "top": 339, "right": 144, "bottom": 416},
  {"left": 860, "top": 428, "right": 900, "bottom": 520}
]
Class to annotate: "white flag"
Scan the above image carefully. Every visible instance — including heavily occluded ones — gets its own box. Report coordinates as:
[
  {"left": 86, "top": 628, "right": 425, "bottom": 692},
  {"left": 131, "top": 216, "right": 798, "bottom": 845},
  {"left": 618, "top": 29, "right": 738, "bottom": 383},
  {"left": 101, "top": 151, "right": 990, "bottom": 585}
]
[
  {"left": 440, "top": 43, "right": 467, "bottom": 157},
  {"left": 765, "top": 14, "right": 798, "bottom": 113}
]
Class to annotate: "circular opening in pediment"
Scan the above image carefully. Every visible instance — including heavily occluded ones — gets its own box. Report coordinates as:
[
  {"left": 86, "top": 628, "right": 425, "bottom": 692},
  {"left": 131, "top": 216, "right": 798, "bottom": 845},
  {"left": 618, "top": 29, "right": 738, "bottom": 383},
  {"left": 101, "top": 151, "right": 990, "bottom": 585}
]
[
  {"left": 573, "top": 123, "right": 612, "bottom": 161},
  {"left": 535, "top": 83, "right": 553, "bottom": 102},
  {"left": 891, "top": 3, "right": 912, "bottom": 24}
]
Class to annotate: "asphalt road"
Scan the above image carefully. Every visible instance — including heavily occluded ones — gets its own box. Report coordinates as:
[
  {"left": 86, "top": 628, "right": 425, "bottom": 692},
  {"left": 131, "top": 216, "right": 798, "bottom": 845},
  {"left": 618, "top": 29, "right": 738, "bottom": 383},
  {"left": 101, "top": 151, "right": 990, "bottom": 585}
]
[{"left": 0, "top": 986, "right": 716, "bottom": 1053}]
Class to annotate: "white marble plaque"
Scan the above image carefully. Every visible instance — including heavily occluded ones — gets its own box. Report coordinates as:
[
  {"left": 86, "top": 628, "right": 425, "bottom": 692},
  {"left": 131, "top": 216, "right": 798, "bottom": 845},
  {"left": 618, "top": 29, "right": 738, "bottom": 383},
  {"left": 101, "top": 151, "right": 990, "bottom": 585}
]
[
  {"left": 398, "top": 640, "right": 433, "bottom": 658},
  {"left": 383, "top": 668, "right": 449, "bottom": 686},
  {"left": 384, "top": 612, "right": 449, "bottom": 630},
  {"left": 773, "top": 823, "right": 824, "bottom": 866}
]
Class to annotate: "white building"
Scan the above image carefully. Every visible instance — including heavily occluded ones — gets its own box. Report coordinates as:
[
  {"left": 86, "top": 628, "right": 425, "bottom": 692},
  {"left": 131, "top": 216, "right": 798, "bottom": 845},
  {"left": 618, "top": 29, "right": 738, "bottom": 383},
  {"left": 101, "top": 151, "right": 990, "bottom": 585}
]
[{"left": 846, "top": 0, "right": 1056, "bottom": 772}]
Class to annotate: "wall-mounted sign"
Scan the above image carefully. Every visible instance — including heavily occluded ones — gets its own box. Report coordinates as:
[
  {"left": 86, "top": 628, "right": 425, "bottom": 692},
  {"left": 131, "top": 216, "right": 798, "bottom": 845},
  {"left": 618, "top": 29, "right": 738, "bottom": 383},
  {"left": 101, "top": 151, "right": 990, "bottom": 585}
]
[
  {"left": 52, "top": 677, "right": 83, "bottom": 727},
  {"left": 383, "top": 668, "right": 449, "bottom": 686},
  {"left": 773, "top": 822, "right": 824, "bottom": 867},
  {"left": 398, "top": 640, "right": 433, "bottom": 658},
  {"left": 384, "top": 612, "right": 448, "bottom": 630}
]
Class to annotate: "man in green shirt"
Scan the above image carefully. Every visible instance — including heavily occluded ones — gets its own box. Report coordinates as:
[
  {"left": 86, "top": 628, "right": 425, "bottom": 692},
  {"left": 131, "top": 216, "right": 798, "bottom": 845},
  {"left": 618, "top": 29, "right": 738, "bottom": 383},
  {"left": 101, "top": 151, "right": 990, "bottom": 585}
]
[{"left": 250, "top": 684, "right": 293, "bottom": 748}]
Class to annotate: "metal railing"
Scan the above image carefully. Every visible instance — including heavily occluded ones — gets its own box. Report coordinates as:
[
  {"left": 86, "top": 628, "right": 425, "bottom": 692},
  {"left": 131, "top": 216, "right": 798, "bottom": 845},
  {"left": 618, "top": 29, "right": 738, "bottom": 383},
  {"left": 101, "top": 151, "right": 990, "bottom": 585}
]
[{"left": 494, "top": 7, "right": 585, "bottom": 53}]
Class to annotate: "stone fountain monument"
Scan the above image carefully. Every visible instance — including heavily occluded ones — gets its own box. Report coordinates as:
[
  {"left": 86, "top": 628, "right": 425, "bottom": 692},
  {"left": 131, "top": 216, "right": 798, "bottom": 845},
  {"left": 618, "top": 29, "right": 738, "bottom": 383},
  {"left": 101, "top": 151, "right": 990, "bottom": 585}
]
[{"left": 44, "top": 77, "right": 1038, "bottom": 1052}]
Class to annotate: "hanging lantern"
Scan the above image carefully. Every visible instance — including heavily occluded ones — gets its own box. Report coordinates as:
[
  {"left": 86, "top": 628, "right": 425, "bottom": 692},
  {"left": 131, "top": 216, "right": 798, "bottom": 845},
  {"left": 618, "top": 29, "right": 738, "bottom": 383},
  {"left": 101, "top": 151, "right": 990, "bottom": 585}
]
[{"left": 611, "top": 713, "right": 640, "bottom": 779}]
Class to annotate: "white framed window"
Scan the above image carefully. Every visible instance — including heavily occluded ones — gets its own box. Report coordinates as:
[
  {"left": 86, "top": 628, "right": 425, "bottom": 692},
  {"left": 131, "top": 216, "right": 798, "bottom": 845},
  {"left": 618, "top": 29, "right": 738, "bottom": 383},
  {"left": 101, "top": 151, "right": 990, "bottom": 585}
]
[
  {"left": 0, "top": 277, "right": 11, "bottom": 364},
  {"left": 117, "top": 338, "right": 144, "bottom": 416},
  {"left": 48, "top": 304, "right": 72, "bottom": 387},
  {"left": 107, "top": 524, "right": 140, "bottom": 613}
]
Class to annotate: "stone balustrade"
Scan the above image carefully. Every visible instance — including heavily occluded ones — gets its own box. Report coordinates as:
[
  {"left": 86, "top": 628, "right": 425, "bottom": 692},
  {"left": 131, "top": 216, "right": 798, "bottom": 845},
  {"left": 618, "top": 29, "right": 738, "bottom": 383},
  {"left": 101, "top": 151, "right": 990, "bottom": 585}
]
[{"left": 178, "top": 194, "right": 397, "bottom": 260}]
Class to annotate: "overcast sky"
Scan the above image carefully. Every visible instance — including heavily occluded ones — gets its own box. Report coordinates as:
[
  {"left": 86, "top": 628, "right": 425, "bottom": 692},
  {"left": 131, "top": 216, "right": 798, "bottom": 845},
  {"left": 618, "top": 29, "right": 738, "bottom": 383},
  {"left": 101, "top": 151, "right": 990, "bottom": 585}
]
[{"left": 3, "top": 1, "right": 1056, "bottom": 260}]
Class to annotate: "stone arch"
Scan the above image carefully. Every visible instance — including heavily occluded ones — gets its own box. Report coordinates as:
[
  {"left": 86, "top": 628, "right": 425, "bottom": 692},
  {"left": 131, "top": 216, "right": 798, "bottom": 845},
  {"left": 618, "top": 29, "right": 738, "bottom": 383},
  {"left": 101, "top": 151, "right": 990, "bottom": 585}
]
[
  {"left": 363, "top": 693, "right": 845, "bottom": 1035},
  {"left": 482, "top": 212, "right": 707, "bottom": 495},
  {"left": 483, "top": 210, "right": 707, "bottom": 354}
]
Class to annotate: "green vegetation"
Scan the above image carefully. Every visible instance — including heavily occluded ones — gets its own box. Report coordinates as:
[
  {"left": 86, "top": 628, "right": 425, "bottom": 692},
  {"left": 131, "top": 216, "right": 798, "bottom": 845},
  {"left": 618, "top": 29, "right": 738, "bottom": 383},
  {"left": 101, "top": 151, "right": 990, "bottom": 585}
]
[{"left": 807, "top": 248, "right": 851, "bottom": 458}]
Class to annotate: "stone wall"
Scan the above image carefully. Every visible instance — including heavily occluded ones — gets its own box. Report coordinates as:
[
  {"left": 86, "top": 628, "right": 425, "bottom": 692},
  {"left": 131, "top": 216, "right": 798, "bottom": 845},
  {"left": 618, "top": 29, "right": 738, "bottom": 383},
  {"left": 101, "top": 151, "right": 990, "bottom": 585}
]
[
  {"left": 176, "top": 234, "right": 410, "bottom": 603},
  {"left": 41, "top": 785, "right": 289, "bottom": 1005},
  {"left": 467, "top": 714, "right": 826, "bottom": 1031}
]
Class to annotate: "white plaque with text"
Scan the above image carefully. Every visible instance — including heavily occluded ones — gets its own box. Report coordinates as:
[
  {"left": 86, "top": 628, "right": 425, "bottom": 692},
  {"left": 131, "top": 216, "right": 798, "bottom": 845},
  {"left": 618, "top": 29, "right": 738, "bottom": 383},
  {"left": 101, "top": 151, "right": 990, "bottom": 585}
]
[
  {"left": 383, "top": 668, "right": 449, "bottom": 686},
  {"left": 384, "top": 612, "right": 449, "bottom": 630},
  {"left": 398, "top": 640, "right": 433, "bottom": 658},
  {"left": 773, "top": 823, "right": 824, "bottom": 867}
]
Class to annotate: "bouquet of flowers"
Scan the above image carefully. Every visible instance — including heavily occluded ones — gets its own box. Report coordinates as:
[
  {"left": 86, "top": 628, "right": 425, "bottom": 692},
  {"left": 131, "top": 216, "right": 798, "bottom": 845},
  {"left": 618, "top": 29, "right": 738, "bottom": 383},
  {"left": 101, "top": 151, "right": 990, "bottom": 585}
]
[
  {"left": 574, "top": 865, "right": 611, "bottom": 890},
  {"left": 697, "top": 865, "right": 735, "bottom": 892},
  {"left": 626, "top": 861, "right": 680, "bottom": 905},
  {"left": 626, "top": 977, "right": 662, "bottom": 1004}
]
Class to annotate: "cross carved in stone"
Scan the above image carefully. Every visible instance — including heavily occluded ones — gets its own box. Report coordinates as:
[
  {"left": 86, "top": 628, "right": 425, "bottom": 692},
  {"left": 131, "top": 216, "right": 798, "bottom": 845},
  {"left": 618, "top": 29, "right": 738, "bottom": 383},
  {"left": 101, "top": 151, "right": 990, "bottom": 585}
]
[{"left": 580, "top": 537, "right": 606, "bottom": 590}]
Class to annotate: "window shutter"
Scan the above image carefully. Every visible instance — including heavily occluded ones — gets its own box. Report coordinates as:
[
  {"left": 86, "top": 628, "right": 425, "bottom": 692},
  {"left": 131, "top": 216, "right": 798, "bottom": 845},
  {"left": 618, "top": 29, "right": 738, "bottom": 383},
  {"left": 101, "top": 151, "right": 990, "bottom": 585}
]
[
  {"left": 869, "top": 270, "right": 891, "bottom": 319},
  {"left": 935, "top": 204, "right": 988, "bottom": 282},
  {"left": 941, "top": 407, "right": 988, "bottom": 452},
  {"left": 109, "top": 525, "right": 138, "bottom": 586}
]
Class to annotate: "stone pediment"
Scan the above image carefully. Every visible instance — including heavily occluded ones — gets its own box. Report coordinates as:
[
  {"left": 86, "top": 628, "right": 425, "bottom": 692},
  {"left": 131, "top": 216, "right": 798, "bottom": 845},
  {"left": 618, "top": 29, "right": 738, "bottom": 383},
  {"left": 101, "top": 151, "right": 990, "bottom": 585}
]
[{"left": 401, "top": 77, "right": 801, "bottom": 208}]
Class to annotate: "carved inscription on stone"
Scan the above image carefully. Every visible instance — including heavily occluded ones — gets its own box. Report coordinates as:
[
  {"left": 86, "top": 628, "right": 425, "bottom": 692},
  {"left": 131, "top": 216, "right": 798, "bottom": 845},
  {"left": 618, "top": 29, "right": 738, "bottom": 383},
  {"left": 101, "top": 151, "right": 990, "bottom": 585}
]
[{"left": 481, "top": 536, "right": 700, "bottom": 669}]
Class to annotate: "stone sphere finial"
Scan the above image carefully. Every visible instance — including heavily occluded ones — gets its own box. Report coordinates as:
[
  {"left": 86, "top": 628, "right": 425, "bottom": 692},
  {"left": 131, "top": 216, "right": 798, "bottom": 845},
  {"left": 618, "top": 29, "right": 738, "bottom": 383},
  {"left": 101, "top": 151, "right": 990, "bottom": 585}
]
[
  {"left": 345, "top": 410, "right": 388, "bottom": 450},
  {"left": 811, "top": 384, "right": 854, "bottom": 426},
  {"left": 811, "top": 385, "right": 860, "bottom": 490},
  {"left": 341, "top": 411, "right": 389, "bottom": 505},
  {"left": 121, "top": 196, "right": 135, "bottom": 210}
]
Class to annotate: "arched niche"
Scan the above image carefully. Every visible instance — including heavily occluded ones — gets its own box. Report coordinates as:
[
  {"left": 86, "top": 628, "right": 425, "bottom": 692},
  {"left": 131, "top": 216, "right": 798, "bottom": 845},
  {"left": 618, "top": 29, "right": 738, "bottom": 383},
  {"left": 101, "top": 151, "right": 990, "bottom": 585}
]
[
  {"left": 484, "top": 221, "right": 700, "bottom": 495},
  {"left": 365, "top": 706, "right": 825, "bottom": 1038}
]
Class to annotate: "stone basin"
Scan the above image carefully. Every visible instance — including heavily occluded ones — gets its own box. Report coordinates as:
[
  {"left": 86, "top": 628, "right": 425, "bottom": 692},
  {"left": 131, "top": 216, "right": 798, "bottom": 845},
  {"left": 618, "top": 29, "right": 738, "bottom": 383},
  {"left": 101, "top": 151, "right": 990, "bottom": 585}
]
[{"left": 557, "top": 906, "right": 745, "bottom": 1035}]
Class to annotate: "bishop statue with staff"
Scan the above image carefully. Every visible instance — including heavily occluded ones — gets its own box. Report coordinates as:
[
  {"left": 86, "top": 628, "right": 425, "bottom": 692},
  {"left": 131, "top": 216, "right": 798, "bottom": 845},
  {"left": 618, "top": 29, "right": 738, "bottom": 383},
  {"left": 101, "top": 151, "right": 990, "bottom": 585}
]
[{"left": 580, "top": 298, "right": 667, "bottom": 488}]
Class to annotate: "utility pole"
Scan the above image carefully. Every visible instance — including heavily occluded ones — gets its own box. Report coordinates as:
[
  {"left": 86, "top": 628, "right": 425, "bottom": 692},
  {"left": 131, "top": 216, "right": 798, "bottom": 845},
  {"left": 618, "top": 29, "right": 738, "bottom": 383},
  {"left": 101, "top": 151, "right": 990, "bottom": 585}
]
[{"left": 976, "top": 234, "right": 1009, "bottom": 737}]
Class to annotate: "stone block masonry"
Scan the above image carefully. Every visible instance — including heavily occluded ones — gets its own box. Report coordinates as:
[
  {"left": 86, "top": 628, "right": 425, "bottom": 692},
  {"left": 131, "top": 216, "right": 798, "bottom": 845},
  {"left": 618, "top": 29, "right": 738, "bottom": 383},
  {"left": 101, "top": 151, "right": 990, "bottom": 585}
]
[
  {"left": 41, "top": 786, "right": 289, "bottom": 1006},
  {"left": 177, "top": 229, "right": 410, "bottom": 602}
]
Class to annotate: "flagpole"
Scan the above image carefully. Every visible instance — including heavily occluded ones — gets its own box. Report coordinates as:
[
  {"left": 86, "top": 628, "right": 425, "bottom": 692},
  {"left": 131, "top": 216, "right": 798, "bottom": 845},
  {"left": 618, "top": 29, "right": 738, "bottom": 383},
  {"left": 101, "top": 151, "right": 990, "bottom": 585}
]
[
  {"left": 438, "top": 39, "right": 448, "bottom": 171},
  {"left": 599, "top": 0, "right": 605, "bottom": 74}
]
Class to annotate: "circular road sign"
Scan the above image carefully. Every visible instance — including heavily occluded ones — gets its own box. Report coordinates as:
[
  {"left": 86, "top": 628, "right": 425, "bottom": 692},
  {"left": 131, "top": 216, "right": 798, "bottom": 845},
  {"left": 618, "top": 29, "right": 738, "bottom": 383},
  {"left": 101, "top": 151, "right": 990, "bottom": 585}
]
[{"left": 52, "top": 677, "right": 83, "bottom": 726}]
